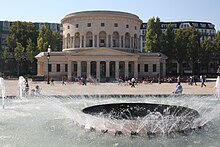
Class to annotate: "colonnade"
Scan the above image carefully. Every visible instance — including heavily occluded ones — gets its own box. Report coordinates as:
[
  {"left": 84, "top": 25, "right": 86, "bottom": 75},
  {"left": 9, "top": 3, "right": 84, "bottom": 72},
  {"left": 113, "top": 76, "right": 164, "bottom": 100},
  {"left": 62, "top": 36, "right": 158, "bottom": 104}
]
[
  {"left": 63, "top": 32, "right": 141, "bottom": 52},
  {"left": 67, "top": 60, "right": 138, "bottom": 82}
]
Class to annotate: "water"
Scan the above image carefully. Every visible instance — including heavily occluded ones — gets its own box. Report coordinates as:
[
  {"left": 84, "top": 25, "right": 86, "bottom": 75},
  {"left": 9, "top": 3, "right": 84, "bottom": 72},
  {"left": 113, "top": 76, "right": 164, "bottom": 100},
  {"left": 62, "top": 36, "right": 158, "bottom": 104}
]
[
  {"left": 0, "top": 77, "right": 6, "bottom": 109},
  {"left": 18, "top": 76, "right": 27, "bottom": 99},
  {"left": 1, "top": 95, "right": 220, "bottom": 147},
  {"left": 215, "top": 76, "right": 220, "bottom": 99}
]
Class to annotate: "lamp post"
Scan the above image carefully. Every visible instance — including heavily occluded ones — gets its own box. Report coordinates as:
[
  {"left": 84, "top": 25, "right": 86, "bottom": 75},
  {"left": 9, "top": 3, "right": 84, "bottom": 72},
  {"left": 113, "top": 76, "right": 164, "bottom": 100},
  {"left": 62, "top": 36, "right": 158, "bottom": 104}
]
[
  {"left": 47, "top": 45, "right": 51, "bottom": 84},
  {"left": 158, "top": 53, "right": 161, "bottom": 84}
]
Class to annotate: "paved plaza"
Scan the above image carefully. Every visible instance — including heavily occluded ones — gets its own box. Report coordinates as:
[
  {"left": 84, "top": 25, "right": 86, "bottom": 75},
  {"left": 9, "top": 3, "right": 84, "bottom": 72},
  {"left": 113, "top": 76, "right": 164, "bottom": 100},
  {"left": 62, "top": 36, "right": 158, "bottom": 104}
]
[{"left": 3, "top": 78, "right": 218, "bottom": 97}]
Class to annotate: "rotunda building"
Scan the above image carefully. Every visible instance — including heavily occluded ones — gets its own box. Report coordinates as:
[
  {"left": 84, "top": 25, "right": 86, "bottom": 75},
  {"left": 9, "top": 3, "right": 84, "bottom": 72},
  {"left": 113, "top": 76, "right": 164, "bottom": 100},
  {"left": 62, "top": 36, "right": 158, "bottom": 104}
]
[
  {"left": 61, "top": 11, "right": 142, "bottom": 53},
  {"left": 36, "top": 10, "right": 167, "bottom": 82}
]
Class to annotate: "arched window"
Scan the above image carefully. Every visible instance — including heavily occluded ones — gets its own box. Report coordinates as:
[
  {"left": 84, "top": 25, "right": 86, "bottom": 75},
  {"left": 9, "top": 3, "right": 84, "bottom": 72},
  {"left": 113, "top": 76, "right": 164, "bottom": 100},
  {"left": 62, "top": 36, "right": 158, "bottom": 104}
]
[
  {"left": 74, "top": 32, "right": 80, "bottom": 48},
  {"left": 134, "top": 34, "right": 138, "bottom": 49},
  {"left": 125, "top": 32, "right": 130, "bottom": 48},
  {"left": 99, "top": 31, "right": 106, "bottom": 47},
  {"left": 86, "top": 31, "right": 93, "bottom": 47},
  {"left": 67, "top": 33, "right": 70, "bottom": 48},
  {"left": 112, "top": 31, "right": 119, "bottom": 47}
]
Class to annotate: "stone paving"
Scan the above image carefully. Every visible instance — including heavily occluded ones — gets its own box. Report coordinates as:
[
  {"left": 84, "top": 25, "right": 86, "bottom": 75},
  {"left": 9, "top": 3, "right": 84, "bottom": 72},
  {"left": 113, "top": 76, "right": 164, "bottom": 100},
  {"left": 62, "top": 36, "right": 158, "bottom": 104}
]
[{"left": 3, "top": 78, "right": 218, "bottom": 97}]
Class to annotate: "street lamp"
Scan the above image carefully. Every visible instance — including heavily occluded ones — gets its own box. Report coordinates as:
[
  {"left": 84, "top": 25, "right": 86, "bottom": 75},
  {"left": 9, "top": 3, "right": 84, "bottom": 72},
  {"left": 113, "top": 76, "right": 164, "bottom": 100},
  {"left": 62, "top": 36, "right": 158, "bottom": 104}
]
[
  {"left": 158, "top": 53, "right": 161, "bottom": 84},
  {"left": 47, "top": 45, "right": 51, "bottom": 84}
]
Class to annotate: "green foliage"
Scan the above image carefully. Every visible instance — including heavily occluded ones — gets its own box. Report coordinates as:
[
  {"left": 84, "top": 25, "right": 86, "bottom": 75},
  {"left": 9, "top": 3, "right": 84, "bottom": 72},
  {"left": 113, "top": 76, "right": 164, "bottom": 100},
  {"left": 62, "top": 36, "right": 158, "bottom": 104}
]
[
  {"left": 2, "top": 47, "right": 10, "bottom": 63},
  {"left": 26, "top": 39, "right": 37, "bottom": 63},
  {"left": 7, "top": 21, "right": 38, "bottom": 51},
  {"left": 14, "top": 42, "right": 25, "bottom": 63},
  {"left": 37, "top": 26, "right": 61, "bottom": 52},
  {"left": 145, "top": 17, "right": 162, "bottom": 52}
]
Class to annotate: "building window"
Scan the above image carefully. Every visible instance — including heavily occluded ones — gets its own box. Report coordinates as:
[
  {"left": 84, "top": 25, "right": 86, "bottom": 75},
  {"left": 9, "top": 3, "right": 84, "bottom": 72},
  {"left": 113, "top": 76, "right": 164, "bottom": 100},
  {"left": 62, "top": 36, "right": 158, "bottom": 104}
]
[
  {"left": 73, "top": 64, "right": 77, "bottom": 72},
  {"left": 138, "top": 64, "right": 140, "bottom": 72},
  {"left": 153, "top": 64, "right": 157, "bottom": 72},
  {"left": 65, "top": 64, "right": 68, "bottom": 72},
  {"left": 135, "top": 26, "right": 137, "bottom": 30},
  {"left": 57, "top": 64, "right": 60, "bottom": 72},
  {"left": 144, "top": 64, "right": 148, "bottom": 72},
  {"left": 48, "top": 64, "right": 52, "bottom": 72},
  {"left": 101, "top": 23, "right": 105, "bottom": 27},
  {"left": 126, "top": 24, "right": 129, "bottom": 28},
  {"left": 114, "top": 23, "right": 118, "bottom": 27},
  {"left": 67, "top": 26, "right": 70, "bottom": 29},
  {"left": 76, "top": 24, "right": 79, "bottom": 28},
  {"left": 87, "top": 23, "right": 91, "bottom": 27}
]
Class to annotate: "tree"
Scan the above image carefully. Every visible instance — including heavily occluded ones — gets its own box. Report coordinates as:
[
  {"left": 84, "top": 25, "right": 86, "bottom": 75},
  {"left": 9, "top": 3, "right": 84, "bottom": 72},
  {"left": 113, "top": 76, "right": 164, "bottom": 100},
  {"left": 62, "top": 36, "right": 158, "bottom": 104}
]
[
  {"left": 186, "top": 27, "right": 201, "bottom": 74},
  {"left": 7, "top": 21, "right": 38, "bottom": 76},
  {"left": 145, "top": 17, "right": 162, "bottom": 52},
  {"left": 161, "top": 24, "right": 175, "bottom": 75},
  {"left": 37, "top": 26, "right": 61, "bottom": 52},
  {"left": 2, "top": 47, "right": 10, "bottom": 63},
  {"left": 214, "top": 31, "right": 220, "bottom": 64},
  {"left": 7, "top": 21, "right": 38, "bottom": 51},
  {"left": 14, "top": 42, "right": 25, "bottom": 76},
  {"left": 200, "top": 38, "right": 214, "bottom": 74},
  {"left": 174, "top": 29, "right": 188, "bottom": 75},
  {"left": 26, "top": 38, "right": 37, "bottom": 63}
]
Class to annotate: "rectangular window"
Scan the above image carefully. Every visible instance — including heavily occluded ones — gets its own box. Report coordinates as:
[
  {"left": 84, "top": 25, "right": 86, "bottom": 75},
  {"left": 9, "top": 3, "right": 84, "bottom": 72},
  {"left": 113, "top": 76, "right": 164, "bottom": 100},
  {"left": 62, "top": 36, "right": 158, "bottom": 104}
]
[
  {"left": 87, "top": 23, "right": 91, "bottom": 27},
  {"left": 65, "top": 64, "right": 68, "bottom": 72},
  {"left": 76, "top": 24, "right": 79, "bottom": 28},
  {"left": 144, "top": 64, "right": 148, "bottom": 72},
  {"left": 138, "top": 64, "right": 140, "bottom": 72},
  {"left": 73, "top": 64, "right": 77, "bottom": 72},
  {"left": 48, "top": 64, "right": 52, "bottom": 72},
  {"left": 114, "top": 23, "right": 118, "bottom": 27},
  {"left": 153, "top": 64, "right": 157, "bottom": 72},
  {"left": 129, "top": 64, "right": 132, "bottom": 72},
  {"left": 101, "top": 23, "right": 105, "bottom": 27},
  {"left": 126, "top": 24, "right": 129, "bottom": 28},
  {"left": 56, "top": 64, "right": 60, "bottom": 72}
]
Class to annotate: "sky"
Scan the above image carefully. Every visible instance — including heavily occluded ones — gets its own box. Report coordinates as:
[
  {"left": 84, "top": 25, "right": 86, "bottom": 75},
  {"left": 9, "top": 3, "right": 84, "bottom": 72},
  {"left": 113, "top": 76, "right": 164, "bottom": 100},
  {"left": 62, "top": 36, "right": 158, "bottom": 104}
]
[{"left": 1, "top": 0, "right": 220, "bottom": 31}]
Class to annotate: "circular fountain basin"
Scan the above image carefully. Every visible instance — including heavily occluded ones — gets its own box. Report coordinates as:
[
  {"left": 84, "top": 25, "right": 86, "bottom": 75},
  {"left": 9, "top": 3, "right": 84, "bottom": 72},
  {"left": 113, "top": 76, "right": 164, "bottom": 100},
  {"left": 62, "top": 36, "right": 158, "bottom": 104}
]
[{"left": 82, "top": 103, "right": 200, "bottom": 136}]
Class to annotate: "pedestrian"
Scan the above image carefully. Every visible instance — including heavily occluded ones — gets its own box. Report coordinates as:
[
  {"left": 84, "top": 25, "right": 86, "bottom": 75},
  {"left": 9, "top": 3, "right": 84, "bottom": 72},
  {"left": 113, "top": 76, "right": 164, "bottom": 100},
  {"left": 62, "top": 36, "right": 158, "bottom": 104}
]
[
  {"left": 173, "top": 82, "right": 183, "bottom": 94},
  {"left": 131, "top": 77, "right": 136, "bottom": 88},
  {"left": 50, "top": 78, "right": 54, "bottom": 86},
  {"left": 201, "top": 75, "right": 206, "bottom": 87}
]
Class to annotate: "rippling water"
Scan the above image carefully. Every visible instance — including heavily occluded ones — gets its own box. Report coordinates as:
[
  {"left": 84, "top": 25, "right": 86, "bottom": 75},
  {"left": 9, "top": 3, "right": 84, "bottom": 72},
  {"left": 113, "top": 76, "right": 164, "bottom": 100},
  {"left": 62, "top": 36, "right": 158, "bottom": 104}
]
[{"left": 1, "top": 95, "right": 220, "bottom": 147}]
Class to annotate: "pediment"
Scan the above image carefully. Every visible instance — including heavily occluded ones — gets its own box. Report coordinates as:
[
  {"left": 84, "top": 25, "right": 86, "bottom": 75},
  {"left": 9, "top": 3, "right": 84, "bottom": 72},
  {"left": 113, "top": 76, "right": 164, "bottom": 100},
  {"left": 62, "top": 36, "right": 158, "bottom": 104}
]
[{"left": 73, "top": 48, "right": 138, "bottom": 57}]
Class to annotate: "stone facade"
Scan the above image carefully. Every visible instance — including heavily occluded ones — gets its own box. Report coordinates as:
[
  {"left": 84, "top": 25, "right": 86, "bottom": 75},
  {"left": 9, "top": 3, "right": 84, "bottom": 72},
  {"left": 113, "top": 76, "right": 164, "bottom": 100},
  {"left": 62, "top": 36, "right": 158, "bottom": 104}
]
[{"left": 35, "top": 10, "right": 167, "bottom": 82}]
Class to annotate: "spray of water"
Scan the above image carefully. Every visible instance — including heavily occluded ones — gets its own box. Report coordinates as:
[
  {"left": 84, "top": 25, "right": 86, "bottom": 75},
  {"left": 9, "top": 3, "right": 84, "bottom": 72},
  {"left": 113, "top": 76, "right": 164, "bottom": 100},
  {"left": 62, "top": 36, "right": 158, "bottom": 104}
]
[{"left": 0, "top": 77, "right": 6, "bottom": 109}]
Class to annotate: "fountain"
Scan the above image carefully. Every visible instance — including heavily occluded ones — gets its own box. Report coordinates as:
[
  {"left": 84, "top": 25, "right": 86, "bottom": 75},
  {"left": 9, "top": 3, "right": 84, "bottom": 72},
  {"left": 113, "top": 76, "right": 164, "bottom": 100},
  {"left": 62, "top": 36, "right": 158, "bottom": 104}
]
[
  {"left": 215, "top": 76, "right": 220, "bottom": 99},
  {"left": 82, "top": 103, "right": 200, "bottom": 136},
  {"left": 1, "top": 79, "right": 220, "bottom": 146},
  {"left": 0, "top": 77, "right": 6, "bottom": 109},
  {"left": 18, "top": 76, "right": 27, "bottom": 99}
]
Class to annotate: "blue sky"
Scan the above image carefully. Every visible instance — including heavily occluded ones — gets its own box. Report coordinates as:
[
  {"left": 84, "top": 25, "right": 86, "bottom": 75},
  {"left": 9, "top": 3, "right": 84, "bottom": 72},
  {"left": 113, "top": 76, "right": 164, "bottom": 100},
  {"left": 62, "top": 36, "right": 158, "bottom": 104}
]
[{"left": 1, "top": 0, "right": 220, "bottom": 31}]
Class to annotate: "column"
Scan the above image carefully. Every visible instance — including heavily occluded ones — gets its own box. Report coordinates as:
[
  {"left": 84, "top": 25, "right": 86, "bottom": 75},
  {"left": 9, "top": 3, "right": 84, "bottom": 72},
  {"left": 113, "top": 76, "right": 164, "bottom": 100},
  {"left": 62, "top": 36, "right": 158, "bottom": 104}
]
[
  {"left": 115, "top": 61, "right": 119, "bottom": 80},
  {"left": 162, "top": 60, "right": 166, "bottom": 77},
  {"left": 96, "top": 61, "right": 100, "bottom": 82},
  {"left": 97, "top": 35, "right": 99, "bottom": 47},
  {"left": 87, "top": 61, "right": 91, "bottom": 78},
  {"left": 106, "top": 61, "right": 110, "bottom": 77},
  {"left": 125, "top": 61, "right": 129, "bottom": 78},
  {"left": 134, "top": 61, "right": 138, "bottom": 78},
  {"left": 67, "top": 61, "right": 72, "bottom": 80},
  {"left": 84, "top": 35, "right": 86, "bottom": 48},
  {"left": 80, "top": 36, "right": 83, "bottom": 48},
  {"left": 72, "top": 36, "right": 75, "bottom": 48},
  {"left": 93, "top": 35, "right": 95, "bottom": 47},
  {"left": 119, "top": 35, "right": 121, "bottom": 49},
  {"left": 77, "top": 61, "right": 81, "bottom": 77}
]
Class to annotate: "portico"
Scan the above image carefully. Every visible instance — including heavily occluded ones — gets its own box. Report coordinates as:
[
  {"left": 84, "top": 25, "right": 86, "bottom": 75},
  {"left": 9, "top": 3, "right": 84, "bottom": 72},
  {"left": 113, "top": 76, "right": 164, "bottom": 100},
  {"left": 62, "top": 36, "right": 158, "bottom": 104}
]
[{"left": 66, "top": 48, "right": 139, "bottom": 82}]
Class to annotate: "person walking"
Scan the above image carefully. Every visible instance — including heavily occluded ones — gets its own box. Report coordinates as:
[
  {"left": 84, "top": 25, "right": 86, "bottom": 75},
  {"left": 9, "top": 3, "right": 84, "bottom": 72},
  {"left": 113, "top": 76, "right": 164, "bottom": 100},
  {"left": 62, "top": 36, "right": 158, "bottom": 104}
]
[
  {"left": 201, "top": 75, "right": 206, "bottom": 87},
  {"left": 131, "top": 77, "right": 136, "bottom": 88}
]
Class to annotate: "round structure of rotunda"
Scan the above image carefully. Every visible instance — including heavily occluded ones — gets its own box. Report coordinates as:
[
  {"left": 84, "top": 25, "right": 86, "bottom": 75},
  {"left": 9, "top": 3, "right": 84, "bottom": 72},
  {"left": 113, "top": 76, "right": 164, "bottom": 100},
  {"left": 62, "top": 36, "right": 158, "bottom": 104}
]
[
  {"left": 35, "top": 10, "right": 167, "bottom": 82},
  {"left": 61, "top": 11, "right": 142, "bottom": 53}
]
